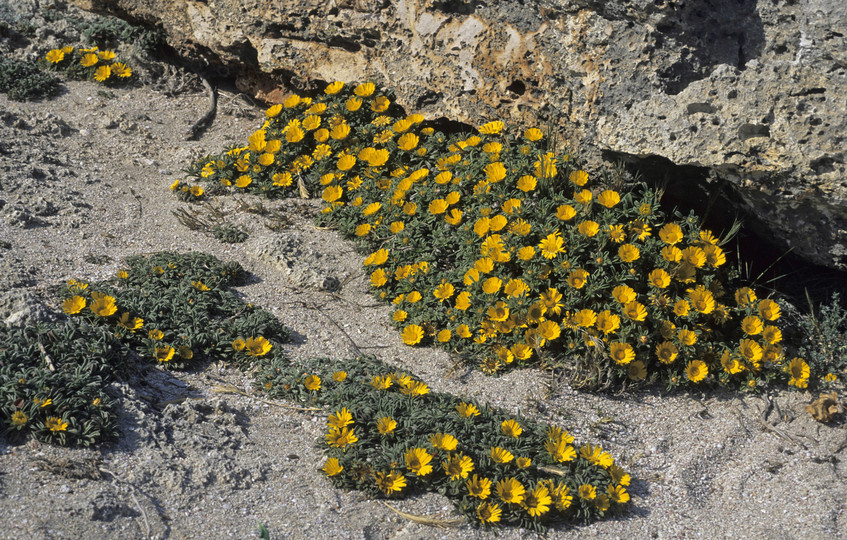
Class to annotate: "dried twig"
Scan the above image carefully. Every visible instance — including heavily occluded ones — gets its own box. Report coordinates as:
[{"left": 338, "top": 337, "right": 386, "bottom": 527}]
[
  {"left": 379, "top": 501, "right": 463, "bottom": 529},
  {"left": 211, "top": 384, "right": 323, "bottom": 411},
  {"left": 99, "top": 467, "right": 152, "bottom": 539},
  {"left": 37, "top": 342, "right": 56, "bottom": 372}
]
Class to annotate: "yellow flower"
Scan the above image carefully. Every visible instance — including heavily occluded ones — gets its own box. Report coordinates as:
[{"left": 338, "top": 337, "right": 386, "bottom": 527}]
[
  {"left": 445, "top": 208, "right": 463, "bottom": 225},
  {"left": 656, "top": 341, "right": 679, "bottom": 364},
  {"left": 80, "top": 53, "right": 98, "bottom": 67},
  {"left": 662, "top": 245, "right": 683, "bottom": 263},
  {"left": 762, "top": 325, "right": 782, "bottom": 344},
  {"left": 578, "top": 484, "right": 597, "bottom": 500},
  {"left": 155, "top": 346, "right": 175, "bottom": 363},
  {"left": 648, "top": 268, "right": 671, "bottom": 288},
  {"left": 678, "top": 329, "right": 697, "bottom": 346},
  {"left": 481, "top": 277, "right": 502, "bottom": 295},
  {"left": 686, "top": 360, "right": 708, "bottom": 382},
  {"left": 479, "top": 120, "right": 504, "bottom": 135},
  {"left": 490, "top": 447, "right": 514, "bottom": 464},
  {"left": 401, "top": 380, "right": 429, "bottom": 396},
  {"left": 433, "top": 282, "right": 455, "bottom": 302},
  {"left": 265, "top": 103, "right": 283, "bottom": 117},
  {"left": 568, "top": 170, "right": 588, "bottom": 186},
  {"left": 607, "top": 484, "right": 630, "bottom": 504},
  {"left": 659, "top": 223, "right": 684, "bottom": 244},
  {"left": 476, "top": 501, "right": 501, "bottom": 523},
  {"left": 436, "top": 329, "right": 452, "bottom": 342},
  {"left": 232, "top": 338, "right": 246, "bottom": 351},
  {"left": 610, "top": 342, "right": 635, "bottom": 365},
  {"left": 405, "top": 447, "right": 434, "bottom": 476},
  {"left": 443, "top": 453, "right": 474, "bottom": 480},
  {"left": 94, "top": 65, "right": 111, "bottom": 82},
  {"left": 534, "top": 152, "right": 558, "bottom": 178},
  {"left": 739, "top": 338, "right": 763, "bottom": 362},
  {"left": 687, "top": 285, "right": 715, "bottom": 314},
  {"left": 235, "top": 175, "right": 252, "bottom": 188},
  {"left": 190, "top": 185, "right": 204, "bottom": 197},
  {"left": 496, "top": 477, "right": 525, "bottom": 504},
  {"left": 325, "top": 81, "right": 344, "bottom": 94},
  {"left": 501, "top": 419, "right": 522, "bottom": 438},
  {"left": 704, "top": 244, "right": 726, "bottom": 267},
  {"left": 741, "top": 316, "right": 764, "bottom": 335},
  {"left": 322, "top": 457, "right": 343, "bottom": 476},
  {"left": 516, "top": 175, "right": 537, "bottom": 192},
  {"left": 178, "top": 346, "right": 193, "bottom": 360},
  {"left": 578, "top": 220, "right": 600, "bottom": 237},
  {"left": 735, "top": 287, "right": 757, "bottom": 306},
  {"left": 623, "top": 301, "right": 647, "bottom": 322},
  {"left": 376, "top": 416, "right": 397, "bottom": 435},
  {"left": 523, "top": 485, "right": 552, "bottom": 517},
  {"left": 524, "top": 127, "right": 543, "bottom": 141},
  {"left": 538, "top": 233, "right": 566, "bottom": 259},
  {"left": 574, "top": 188, "right": 592, "bottom": 205},
  {"left": 630, "top": 220, "right": 652, "bottom": 240},
  {"left": 758, "top": 299, "right": 781, "bottom": 321},
  {"left": 618, "top": 243, "right": 640, "bottom": 263},
  {"left": 285, "top": 125, "right": 305, "bottom": 143},
  {"left": 572, "top": 309, "right": 596, "bottom": 328},
  {"left": 354, "top": 82, "right": 375, "bottom": 97},
  {"left": 283, "top": 94, "right": 301, "bottom": 108},
  {"left": 787, "top": 357, "right": 810, "bottom": 387},
  {"left": 328, "top": 408, "right": 354, "bottom": 429},
  {"left": 517, "top": 246, "right": 535, "bottom": 261},
  {"left": 455, "top": 402, "right": 480, "bottom": 418},
  {"left": 45, "top": 416, "right": 68, "bottom": 432},
  {"left": 45, "top": 49, "right": 65, "bottom": 63},
  {"left": 89, "top": 293, "right": 117, "bottom": 317},
  {"left": 597, "top": 190, "right": 620, "bottom": 208},
  {"left": 245, "top": 336, "right": 272, "bottom": 356},
  {"left": 607, "top": 224, "right": 626, "bottom": 243},
  {"left": 375, "top": 470, "right": 406, "bottom": 494},
  {"left": 345, "top": 96, "right": 363, "bottom": 111},
  {"left": 628, "top": 360, "right": 647, "bottom": 380},
  {"left": 568, "top": 269, "right": 590, "bottom": 289},
  {"left": 117, "top": 312, "right": 143, "bottom": 331},
  {"left": 556, "top": 204, "right": 576, "bottom": 221},
  {"left": 429, "top": 432, "right": 459, "bottom": 450},
  {"left": 11, "top": 411, "right": 27, "bottom": 426},
  {"left": 401, "top": 324, "right": 424, "bottom": 345},
  {"left": 355, "top": 223, "right": 371, "bottom": 237},
  {"left": 397, "top": 132, "right": 419, "bottom": 151},
  {"left": 466, "top": 475, "right": 493, "bottom": 500},
  {"left": 596, "top": 310, "right": 621, "bottom": 335},
  {"left": 62, "top": 295, "right": 86, "bottom": 314},
  {"left": 325, "top": 426, "right": 358, "bottom": 449}
]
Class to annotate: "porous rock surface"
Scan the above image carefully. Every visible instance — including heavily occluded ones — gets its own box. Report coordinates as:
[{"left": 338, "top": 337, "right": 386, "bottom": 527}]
[{"left": 73, "top": 0, "right": 847, "bottom": 270}]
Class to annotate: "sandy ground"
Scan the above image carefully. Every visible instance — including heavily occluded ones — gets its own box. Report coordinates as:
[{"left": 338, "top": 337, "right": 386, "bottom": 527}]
[{"left": 1, "top": 7, "right": 846, "bottom": 539}]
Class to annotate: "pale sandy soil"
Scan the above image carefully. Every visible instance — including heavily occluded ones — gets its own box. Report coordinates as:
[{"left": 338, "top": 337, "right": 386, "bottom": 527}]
[{"left": 0, "top": 6, "right": 845, "bottom": 539}]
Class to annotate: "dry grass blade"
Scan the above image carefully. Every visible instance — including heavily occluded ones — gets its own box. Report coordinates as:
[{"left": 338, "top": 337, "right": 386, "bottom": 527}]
[
  {"left": 537, "top": 465, "right": 568, "bottom": 476},
  {"left": 172, "top": 207, "right": 210, "bottom": 232},
  {"left": 379, "top": 501, "right": 464, "bottom": 529},
  {"left": 210, "top": 384, "right": 323, "bottom": 411}
]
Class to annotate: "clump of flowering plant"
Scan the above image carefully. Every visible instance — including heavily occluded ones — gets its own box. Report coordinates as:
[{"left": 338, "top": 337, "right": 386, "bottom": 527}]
[
  {"left": 185, "top": 80, "right": 809, "bottom": 391},
  {"left": 258, "top": 354, "right": 630, "bottom": 530},
  {"left": 43, "top": 45, "right": 133, "bottom": 84}
]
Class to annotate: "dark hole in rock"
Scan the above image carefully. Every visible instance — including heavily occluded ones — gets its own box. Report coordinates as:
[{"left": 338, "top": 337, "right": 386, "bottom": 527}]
[
  {"left": 686, "top": 103, "right": 716, "bottom": 115},
  {"left": 738, "top": 123, "right": 770, "bottom": 140},
  {"left": 506, "top": 79, "right": 526, "bottom": 95},
  {"left": 327, "top": 35, "right": 361, "bottom": 53}
]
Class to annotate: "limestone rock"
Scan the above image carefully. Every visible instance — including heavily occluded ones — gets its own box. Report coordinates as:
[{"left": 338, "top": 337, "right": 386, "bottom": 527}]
[
  {"left": 73, "top": 0, "right": 847, "bottom": 269},
  {"left": 245, "top": 234, "right": 341, "bottom": 291}
]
